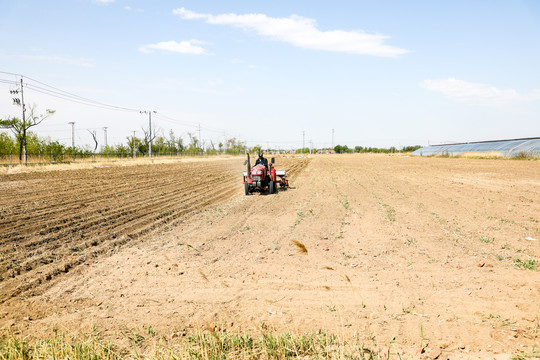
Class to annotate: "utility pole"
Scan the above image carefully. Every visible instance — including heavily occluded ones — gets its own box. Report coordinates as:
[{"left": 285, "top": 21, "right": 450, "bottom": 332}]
[
  {"left": 20, "top": 78, "right": 27, "bottom": 162},
  {"left": 223, "top": 130, "right": 226, "bottom": 152},
  {"left": 302, "top": 130, "right": 305, "bottom": 153},
  {"left": 10, "top": 77, "right": 26, "bottom": 162},
  {"left": 68, "top": 122, "right": 75, "bottom": 148},
  {"left": 140, "top": 110, "right": 156, "bottom": 157},
  {"left": 69, "top": 121, "right": 75, "bottom": 160},
  {"left": 132, "top": 130, "right": 136, "bottom": 158},
  {"left": 103, "top": 127, "right": 108, "bottom": 148},
  {"left": 198, "top": 123, "right": 201, "bottom": 152},
  {"left": 331, "top": 128, "right": 334, "bottom": 149}
]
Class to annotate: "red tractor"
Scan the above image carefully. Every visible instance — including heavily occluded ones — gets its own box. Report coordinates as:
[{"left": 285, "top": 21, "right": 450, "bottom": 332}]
[{"left": 243, "top": 154, "right": 288, "bottom": 195}]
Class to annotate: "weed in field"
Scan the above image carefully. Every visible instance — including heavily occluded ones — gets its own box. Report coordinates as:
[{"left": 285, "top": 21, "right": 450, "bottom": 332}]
[
  {"left": 514, "top": 258, "right": 538, "bottom": 271},
  {"left": 479, "top": 236, "right": 494, "bottom": 243},
  {"left": 514, "top": 346, "right": 540, "bottom": 360},
  {"left": 499, "top": 218, "right": 514, "bottom": 224},
  {"left": 383, "top": 204, "right": 396, "bottom": 222},
  {"left": 419, "top": 324, "right": 430, "bottom": 348},
  {"left": 326, "top": 304, "right": 337, "bottom": 312},
  {"left": 292, "top": 211, "right": 307, "bottom": 227}
]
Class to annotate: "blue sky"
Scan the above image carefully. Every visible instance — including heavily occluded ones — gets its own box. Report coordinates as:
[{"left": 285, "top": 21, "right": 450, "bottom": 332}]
[{"left": 1, "top": 0, "right": 539, "bottom": 150}]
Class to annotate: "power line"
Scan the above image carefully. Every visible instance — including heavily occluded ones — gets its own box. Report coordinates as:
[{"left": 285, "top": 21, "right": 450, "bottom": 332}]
[
  {"left": 154, "top": 113, "right": 225, "bottom": 133},
  {"left": 0, "top": 71, "right": 23, "bottom": 77},
  {"left": 1, "top": 72, "right": 259, "bottom": 148},
  {"left": 0, "top": 79, "right": 18, "bottom": 86},
  {"left": 24, "top": 83, "right": 140, "bottom": 113},
  {"left": 25, "top": 77, "right": 141, "bottom": 112},
  {"left": 2, "top": 73, "right": 229, "bottom": 136}
]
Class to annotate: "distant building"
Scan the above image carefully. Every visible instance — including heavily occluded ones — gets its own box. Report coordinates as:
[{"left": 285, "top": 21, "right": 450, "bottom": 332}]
[{"left": 413, "top": 137, "right": 540, "bottom": 158}]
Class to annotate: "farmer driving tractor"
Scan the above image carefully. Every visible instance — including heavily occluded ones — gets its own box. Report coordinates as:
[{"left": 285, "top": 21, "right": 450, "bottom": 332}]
[{"left": 255, "top": 151, "right": 268, "bottom": 168}]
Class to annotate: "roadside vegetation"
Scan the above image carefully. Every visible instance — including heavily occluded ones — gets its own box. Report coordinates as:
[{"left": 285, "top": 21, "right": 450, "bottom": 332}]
[
  {"left": 0, "top": 329, "right": 385, "bottom": 360},
  {"left": 331, "top": 144, "right": 421, "bottom": 154}
]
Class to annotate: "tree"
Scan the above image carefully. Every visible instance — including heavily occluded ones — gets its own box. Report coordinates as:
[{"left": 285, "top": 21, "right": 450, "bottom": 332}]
[
  {"left": 88, "top": 130, "right": 98, "bottom": 152},
  {"left": 401, "top": 145, "right": 421, "bottom": 153},
  {"left": 0, "top": 105, "right": 55, "bottom": 162},
  {"left": 225, "top": 137, "right": 246, "bottom": 154},
  {"left": 186, "top": 132, "right": 202, "bottom": 153},
  {"left": 0, "top": 132, "right": 16, "bottom": 153},
  {"left": 250, "top": 145, "right": 262, "bottom": 155},
  {"left": 142, "top": 125, "right": 159, "bottom": 156},
  {"left": 334, "top": 145, "right": 353, "bottom": 154}
]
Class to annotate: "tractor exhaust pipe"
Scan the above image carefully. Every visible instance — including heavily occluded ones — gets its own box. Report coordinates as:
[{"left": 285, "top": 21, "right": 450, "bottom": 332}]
[{"left": 246, "top": 153, "right": 252, "bottom": 180}]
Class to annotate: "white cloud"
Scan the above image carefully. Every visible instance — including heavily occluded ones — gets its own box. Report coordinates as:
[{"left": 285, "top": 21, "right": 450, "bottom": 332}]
[
  {"left": 173, "top": 7, "right": 409, "bottom": 57},
  {"left": 93, "top": 0, "right": 114, "bottom": 4},
  {"left": 139, "top": 40, "right": 209, "bottom": 55},
  {"left": 421, "top": 78, "right": 540, "bottom": 105}
]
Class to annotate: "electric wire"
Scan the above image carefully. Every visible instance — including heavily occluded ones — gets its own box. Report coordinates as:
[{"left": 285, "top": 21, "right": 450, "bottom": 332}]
[
  {"left": 24, "top": 77, "right": 141, "bottom": 112},
  {"left": 1, "top": 72, "right": 308, "bottom": 148},
  {"left": 24, "top": 85, "right": 137, "bottom": 113}
]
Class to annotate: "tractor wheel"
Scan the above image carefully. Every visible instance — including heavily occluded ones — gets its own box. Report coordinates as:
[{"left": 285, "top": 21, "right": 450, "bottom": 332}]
[
  {"left": 269, "top": 180, "right": 275, "bottom": 194},
  {"left": 244, "top": 181, "right": 250, "bottom": 195}
]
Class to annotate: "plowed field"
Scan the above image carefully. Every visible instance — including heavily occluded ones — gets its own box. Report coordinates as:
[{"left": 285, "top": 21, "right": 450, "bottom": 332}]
[
  {"left": 1, "top": 154, "right": 539, "bottom": 359},
  {"left": 0, "top": 157, "right": 309, "bottom": 303}
]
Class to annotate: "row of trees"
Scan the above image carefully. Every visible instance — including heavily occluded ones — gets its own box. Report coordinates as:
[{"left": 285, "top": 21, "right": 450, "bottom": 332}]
[
  {"left": 0, "top": 105, "right": 252, "bottom": 162},
  {"left": 332, "top": 144, "right": 421, "bottom": 154},
  {"left": 0, "top": 130, "right": 250, "bottom": 158},
  {"left": 0, "top": 106, "right": 421, "bottom": 163},
  {"left": 0, "top": 129, "right": 421, "bottom": 159}
]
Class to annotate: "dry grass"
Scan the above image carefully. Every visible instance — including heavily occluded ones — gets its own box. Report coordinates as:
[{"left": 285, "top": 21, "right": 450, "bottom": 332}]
[
  {"left": 290, "top": 240, "right": 308, "bottom": 254},
  {"left": 0, "top": 329, "right": 385, "bottom": 360},
  {"left": 199, "top": 270, "right": 209, "bottom": 282},
  {"left": 428, "top": 151, "right": 539, "bottom": 160},
  {"left": 459, "top": 151, "right": 505, "bottom": 159}
]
